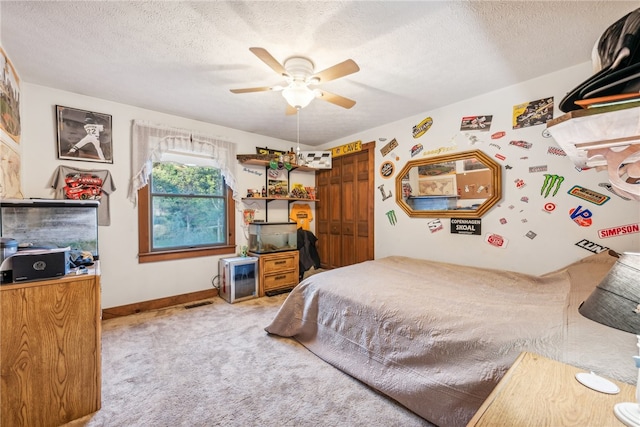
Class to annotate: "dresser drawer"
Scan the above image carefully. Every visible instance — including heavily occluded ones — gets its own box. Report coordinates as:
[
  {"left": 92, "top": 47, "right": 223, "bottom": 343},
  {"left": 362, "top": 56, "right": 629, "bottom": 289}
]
[
  {"left": 263, "top": 270, "right": 298, "bottom": 291},
  {"left": 262, "top": 253, "right": 297, "bottom": 274}
]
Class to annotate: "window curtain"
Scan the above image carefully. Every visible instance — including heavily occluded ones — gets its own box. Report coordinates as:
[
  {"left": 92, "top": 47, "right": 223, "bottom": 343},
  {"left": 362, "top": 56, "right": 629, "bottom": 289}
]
[{"left": 128, "top": 120, "right": 239, "bottom": 205}]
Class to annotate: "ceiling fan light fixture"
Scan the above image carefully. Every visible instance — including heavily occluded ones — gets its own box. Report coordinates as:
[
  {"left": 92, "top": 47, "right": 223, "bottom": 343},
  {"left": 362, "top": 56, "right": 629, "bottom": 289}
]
[{"left": 282, "top": 83, "right": 316, "bottom": 109}]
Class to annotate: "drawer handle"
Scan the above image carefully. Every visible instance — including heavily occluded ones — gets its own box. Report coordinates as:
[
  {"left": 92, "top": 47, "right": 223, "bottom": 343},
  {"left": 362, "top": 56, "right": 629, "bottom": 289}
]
[
  {"left": 274, "top": 275, "right": 286, "bottom": 280},
  {"left": 275, "top": 260, "right": 287, "bottom": 265}
]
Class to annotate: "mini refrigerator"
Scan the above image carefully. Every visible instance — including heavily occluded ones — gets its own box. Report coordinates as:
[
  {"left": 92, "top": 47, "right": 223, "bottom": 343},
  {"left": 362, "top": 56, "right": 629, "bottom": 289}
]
[{"left": 218, "top": 256, "right": 259, "bottom": 303}]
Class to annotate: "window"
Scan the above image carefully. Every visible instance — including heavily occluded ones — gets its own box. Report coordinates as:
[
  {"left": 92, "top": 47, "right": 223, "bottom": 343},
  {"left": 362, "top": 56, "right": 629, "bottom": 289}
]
[{"left": 138, "top": 161, "right": 235, "bottom": 263}]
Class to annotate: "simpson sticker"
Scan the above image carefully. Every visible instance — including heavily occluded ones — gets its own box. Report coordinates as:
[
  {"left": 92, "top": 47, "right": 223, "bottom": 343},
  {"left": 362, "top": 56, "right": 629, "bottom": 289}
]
[
  {"left": 540, "top": 174, "right": 564, "bottom": 197},
  {"left": 598, "top": 223, "right": 640, "bottom": 239},
  {"left": 567, "top": 185, "right": 610, "bottom": 205},
  {"left": 412, "top": 117, "right": 433, "bottom": 138},
  {"left": 380, "top": 138, "right": 398, "bottom": 157}
]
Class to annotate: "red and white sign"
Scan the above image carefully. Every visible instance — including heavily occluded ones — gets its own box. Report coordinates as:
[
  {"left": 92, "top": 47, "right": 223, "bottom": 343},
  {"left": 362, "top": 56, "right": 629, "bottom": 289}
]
[
  {"left": 485, "top": 233, "right": 508, "bottom": 248},
  {"left": 598, "top": 223, "right": 640, "bottom": 239}
]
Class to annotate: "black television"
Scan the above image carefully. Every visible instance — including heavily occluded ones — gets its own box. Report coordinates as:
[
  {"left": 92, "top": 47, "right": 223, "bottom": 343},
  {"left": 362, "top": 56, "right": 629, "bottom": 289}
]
[{"left": 0, "top": 199, "right": 99, "bottom": 259}]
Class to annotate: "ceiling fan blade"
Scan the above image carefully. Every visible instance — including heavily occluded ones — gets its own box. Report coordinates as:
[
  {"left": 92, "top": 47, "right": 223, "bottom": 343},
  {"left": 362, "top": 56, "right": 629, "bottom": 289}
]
[
  {"left": 312, "top": 59, "right": 359, "bottom": 83},
  {"left": 249, "top": 47, "right": 287, "bottom": 76},
  {"left": 317, "top": 90, "right": 356, "bottom": 109},
  {"left": 285, "top": 105, "right": 298, "bottom": 115},
  {"left": 230, "top": 86, "right": 273, "bottom": 94}
]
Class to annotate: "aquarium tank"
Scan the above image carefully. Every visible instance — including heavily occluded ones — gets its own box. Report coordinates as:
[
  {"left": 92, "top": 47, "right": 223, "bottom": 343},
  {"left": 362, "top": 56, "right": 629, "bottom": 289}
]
[{"left": 0, "top": 199, "right": 99, "bottom": 259}]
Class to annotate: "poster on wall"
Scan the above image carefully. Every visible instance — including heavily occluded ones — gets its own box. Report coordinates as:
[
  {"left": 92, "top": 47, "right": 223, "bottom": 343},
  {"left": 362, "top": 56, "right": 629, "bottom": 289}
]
[
  {"left": 512, "top": 97, "right": 554, "bottom": 129},
  {"left": 56, "top": 105, "right": 113, "bottom": 164},
  {"left": 0, "top": 47, "right": 21, "bottom": 144},
  {"left": 0, "top": 140, "right": 23, "bottom": 198}
]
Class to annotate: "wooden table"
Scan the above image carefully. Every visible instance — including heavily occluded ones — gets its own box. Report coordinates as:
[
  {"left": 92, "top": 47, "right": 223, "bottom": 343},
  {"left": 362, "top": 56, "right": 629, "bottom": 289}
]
[{"left": 468, "top": 351, "right": 636, "bottom": 426}]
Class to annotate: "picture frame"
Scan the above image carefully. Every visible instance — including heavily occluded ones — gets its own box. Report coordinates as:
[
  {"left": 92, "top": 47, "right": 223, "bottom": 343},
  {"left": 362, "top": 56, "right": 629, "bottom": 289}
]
[{"left": 56, "top": 105, "right": 113, "bottom": 163}]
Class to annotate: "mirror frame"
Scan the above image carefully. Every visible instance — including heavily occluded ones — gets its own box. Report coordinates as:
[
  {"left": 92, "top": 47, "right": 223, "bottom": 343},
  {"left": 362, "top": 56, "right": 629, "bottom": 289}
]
[{"left": 395, "top": 149, "right": 502, "bottom": 218}]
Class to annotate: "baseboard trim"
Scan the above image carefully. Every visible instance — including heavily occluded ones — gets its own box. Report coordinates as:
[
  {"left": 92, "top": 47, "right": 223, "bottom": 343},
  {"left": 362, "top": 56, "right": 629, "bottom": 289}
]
[{"left": 102, "top": 288, "right": 218, "bottom": 319}]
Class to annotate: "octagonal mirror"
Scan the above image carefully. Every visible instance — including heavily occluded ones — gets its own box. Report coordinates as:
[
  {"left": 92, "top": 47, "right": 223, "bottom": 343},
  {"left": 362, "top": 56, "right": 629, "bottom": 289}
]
[{"left": 395, "top": 150, "right": 502, "bottom": 218}]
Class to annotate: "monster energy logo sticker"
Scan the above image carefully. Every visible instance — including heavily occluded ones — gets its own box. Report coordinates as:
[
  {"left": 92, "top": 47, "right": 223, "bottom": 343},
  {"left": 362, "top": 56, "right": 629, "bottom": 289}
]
[
  {"left": 386, "top": 210, "right": 397, "bottom": 225},
  {"left": 540, "top": 174, "right": 564, "bottom": 197}
]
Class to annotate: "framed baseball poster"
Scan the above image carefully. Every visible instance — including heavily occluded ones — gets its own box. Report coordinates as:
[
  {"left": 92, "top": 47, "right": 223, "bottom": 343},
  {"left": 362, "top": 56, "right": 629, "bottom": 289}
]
[{"left": 56, "top": 105, "right": 113, "bottom": 163}]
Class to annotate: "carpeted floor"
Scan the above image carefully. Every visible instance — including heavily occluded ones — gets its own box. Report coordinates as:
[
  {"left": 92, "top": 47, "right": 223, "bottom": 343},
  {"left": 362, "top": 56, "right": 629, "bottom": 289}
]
[{"left": 68, "top": 290, "right": 433, "bottom": 427}]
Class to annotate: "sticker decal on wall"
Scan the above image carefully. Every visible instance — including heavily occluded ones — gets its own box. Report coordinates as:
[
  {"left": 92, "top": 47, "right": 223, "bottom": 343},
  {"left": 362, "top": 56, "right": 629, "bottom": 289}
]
[
  {"left": 412, "top": 117, "right": 433, "bottom": 138},
  {"left": 380, "top": 138, "right": 398, "bottom": 157},
  {"left": 512, "top": 97, "right": 554, "bottom": 129},
  {"left": 598, "top": 223, "right": 640, "bottom": 239},
  {"left": 410, "top": 143, "right": 423, "bottom": 157},
  {"left": 575, "top": 239, "right": 609, "bottom": 254},
  {"left": 428, "top": 219, "right": 443, "bottom": 233},
  {"left": 547, "top": 146, "right": 566, "bottom": 156},
  {"left": 485, "top": 233, "right": 508, "bottom": 248},
  {"left": 385, "top": 210, "right": 397, "bottom": 225},
  {"left": 541, "top": 174, "right": 564, "bottom": 197},
  {"left": 525, "top": 231, "right": 537, "bottom": 239},
  {"left": 380, "top": 161, "right": 394, "bottom": 178},
  {"left": 567, "top": 185, "right": 610, "bottom": 205},
  {"left": 243, "top": 167, "right": 263, "bottom": 176},
  {"left": 377, "top": 184, "right": 392, "bottom": 201},
  {"left": 569, "top": 205, "right": 593, "bottom": 227},
  {"left": 509, "top": 140, "right": 532, "bottom": 149},
  {"left": 460, "top": 115, "right": 492, "bottom": 132},
  {"left": 491, "top": 131, "right": 506, "bottom": 139},
  {"left": 529, "top": 165, "right": 548, "bottom": 173},
  {"left": 543, "top": 202, "right": 556, "bottom": 213},
  {"left": 514, "top": 178, "right": 526, "bottom": 189},
  {"left": 450, "top": 218, "right": 481, "bottom": 235}
]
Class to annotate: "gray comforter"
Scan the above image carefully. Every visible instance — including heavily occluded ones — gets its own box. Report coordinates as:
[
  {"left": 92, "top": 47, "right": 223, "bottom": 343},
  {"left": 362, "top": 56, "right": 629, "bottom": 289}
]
[{"left": 265, "top": 252, "right": 635, "bottom": 426}]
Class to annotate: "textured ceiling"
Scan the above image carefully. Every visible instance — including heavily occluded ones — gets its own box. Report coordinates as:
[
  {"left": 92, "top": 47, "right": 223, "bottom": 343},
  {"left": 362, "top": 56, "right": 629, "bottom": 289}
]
[{"left": 1, "top": 1, "right": 638, "bottom": 146}]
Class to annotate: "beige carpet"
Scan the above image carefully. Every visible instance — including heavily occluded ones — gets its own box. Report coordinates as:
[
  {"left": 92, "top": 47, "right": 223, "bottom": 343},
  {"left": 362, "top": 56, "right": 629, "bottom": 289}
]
[{"left": 71, "top": 292, "right": 433, "bottom": 427}]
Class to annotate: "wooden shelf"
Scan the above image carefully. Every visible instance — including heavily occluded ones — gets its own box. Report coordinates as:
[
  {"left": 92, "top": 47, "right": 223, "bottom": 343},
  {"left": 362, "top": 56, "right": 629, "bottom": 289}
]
[
  {"left": 238, "top": 158, "right": 319, "bottom": 172},
  {"left": 242, "top": 197, "right": 318, "bottom": 202}
]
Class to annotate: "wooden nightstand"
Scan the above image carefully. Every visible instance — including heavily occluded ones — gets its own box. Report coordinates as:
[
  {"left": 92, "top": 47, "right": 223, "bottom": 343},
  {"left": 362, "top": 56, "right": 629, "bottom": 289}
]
[
  {"left": 249, "top": 251, "right": 299, "bottom": 297},
  {"left": 468, "top": 351, "right": 636, "bottom": 426}
]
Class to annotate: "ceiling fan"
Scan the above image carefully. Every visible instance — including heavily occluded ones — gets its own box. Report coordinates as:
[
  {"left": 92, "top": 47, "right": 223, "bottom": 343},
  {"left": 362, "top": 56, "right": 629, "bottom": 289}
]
[{"left": 230, "top": 47, "right": 359, "bottom": 114}]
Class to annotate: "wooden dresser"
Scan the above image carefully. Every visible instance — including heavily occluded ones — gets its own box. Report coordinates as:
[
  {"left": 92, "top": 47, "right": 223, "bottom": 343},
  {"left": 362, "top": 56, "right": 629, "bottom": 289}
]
[
  {"left": 250, "top": 251, "right": 299, "bottom": 296},
  {"left": 1, "top": 265, "right": 101, "bottom": 427}
]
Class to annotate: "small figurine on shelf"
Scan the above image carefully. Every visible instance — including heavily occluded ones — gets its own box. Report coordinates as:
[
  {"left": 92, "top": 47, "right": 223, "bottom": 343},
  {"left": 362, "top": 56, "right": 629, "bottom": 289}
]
[{"left": 261, "top": 186, "right": 266, "bottom": 197}]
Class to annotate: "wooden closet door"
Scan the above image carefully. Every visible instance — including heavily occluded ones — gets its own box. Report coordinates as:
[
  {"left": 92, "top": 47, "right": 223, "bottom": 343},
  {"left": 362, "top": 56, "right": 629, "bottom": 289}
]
[{"left": 316, "top": 142, "right": 374, "bottom": 269}]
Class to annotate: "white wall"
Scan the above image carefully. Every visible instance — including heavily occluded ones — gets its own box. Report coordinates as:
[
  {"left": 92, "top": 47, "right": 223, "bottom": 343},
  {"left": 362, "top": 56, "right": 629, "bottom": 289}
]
[
  {"left": 20, "top": 83, "right": 314, "bottom": 308},
  {"left": 322, "top": 62, "right": 640, "bottom": 275},
  {"left": 17, "top": 62, "right": 640, "bottom": 308}
]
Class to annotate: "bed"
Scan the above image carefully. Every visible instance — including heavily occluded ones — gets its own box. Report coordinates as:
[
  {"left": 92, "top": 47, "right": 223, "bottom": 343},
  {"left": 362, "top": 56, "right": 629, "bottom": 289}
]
[{"left": 264, "top": 250, "right": 636, "bottom": 427}]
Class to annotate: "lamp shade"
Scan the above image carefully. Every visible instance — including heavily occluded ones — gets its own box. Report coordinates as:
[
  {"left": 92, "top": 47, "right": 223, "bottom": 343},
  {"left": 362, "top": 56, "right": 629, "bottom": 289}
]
[
  {"left": 282, "top": 83, "right": 316, "bottom": 109},
  {"left": 579, "top": 252, "right": 640, "bottom": 334}
]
